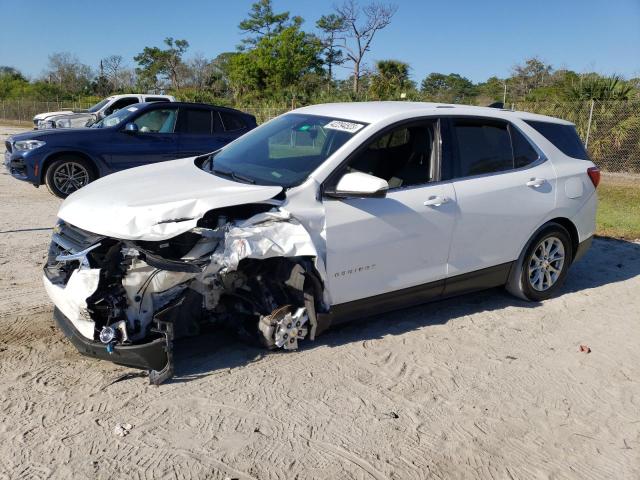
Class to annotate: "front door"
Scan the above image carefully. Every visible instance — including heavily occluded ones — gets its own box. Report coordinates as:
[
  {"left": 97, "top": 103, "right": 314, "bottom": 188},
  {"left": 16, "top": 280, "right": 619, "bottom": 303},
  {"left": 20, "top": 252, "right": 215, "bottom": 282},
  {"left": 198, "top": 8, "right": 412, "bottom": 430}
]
[
  {"left": 107, "top": 106, "right": 180, "bottom": 170},
  {"left": 323, "top": 120, "right": 457, "bottom": 306}
]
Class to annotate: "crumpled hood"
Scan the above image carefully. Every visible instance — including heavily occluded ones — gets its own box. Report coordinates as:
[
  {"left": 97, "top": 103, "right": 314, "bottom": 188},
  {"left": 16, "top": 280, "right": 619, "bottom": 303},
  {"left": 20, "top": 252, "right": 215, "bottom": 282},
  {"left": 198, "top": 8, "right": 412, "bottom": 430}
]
[
  {"left": 57, "top": 157, "right": 283, "bottom": 241},
  {"left": 34, "top": 110, "right": 74, "bottom": 120}
]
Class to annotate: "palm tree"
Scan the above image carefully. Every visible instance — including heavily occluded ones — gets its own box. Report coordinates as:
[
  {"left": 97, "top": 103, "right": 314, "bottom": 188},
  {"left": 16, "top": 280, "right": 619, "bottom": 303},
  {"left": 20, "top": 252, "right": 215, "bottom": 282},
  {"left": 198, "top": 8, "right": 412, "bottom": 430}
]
[{"left": 568, "top": 75, "right": 633, "bottom": 101}]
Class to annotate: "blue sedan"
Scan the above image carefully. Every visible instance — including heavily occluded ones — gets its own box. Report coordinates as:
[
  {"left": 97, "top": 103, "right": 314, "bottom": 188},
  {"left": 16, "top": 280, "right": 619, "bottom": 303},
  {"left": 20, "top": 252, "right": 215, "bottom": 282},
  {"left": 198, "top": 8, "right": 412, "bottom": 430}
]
[{"left": 4, "top": 102, "right": 256, "bottom": 197}]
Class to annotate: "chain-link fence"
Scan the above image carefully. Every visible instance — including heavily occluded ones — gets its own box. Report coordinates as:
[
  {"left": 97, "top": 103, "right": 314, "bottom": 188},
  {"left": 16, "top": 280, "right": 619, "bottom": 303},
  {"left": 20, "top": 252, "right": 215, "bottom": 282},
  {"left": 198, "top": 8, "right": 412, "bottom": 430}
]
[
  {"left": 512, "top": 101, "right": 640, "bottom": 173},
  {"left": 1, "top": 99, "right": 638, "bottom": 172},
  {"left": 0, "top": 99, "right": 96, "bottom": 124}
]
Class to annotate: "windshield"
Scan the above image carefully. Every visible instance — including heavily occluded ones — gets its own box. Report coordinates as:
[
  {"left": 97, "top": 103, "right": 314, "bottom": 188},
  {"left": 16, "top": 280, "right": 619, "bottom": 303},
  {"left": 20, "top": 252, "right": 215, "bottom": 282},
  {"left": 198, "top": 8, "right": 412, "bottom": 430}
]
[
  {"left": 87, "top": 98, "right": 110, "bottom": 113},
  {"left": 205, "top": 113, "right": 365, "bottom": 187},
  {"left": 93, "top": 106, "right": 136, "bottom": 128}
]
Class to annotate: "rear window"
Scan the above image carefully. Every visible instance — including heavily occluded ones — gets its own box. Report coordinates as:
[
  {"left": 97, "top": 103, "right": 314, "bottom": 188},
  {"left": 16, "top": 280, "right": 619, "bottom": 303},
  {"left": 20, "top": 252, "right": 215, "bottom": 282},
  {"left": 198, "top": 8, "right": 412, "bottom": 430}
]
[{"left": 525, "top": 120, "right": 590, "bottom": 160}]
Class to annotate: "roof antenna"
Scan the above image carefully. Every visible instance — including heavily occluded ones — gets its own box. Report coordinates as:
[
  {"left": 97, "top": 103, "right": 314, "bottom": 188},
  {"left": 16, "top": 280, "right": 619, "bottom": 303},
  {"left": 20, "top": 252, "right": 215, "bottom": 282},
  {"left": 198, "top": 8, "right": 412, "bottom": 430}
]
[{"left": 488, "top": 102, "right": 504, "bottom": 109}]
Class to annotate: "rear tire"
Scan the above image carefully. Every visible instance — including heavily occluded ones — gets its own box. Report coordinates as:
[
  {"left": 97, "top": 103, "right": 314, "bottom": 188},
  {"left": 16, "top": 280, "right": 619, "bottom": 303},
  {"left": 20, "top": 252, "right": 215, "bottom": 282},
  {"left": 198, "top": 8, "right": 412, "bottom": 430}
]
[
  {"left": 506, "top": 223, "right": 573, "bottom": 302},
  {"left": 45, "top": 156, "right": 96, "bottom": 198}
]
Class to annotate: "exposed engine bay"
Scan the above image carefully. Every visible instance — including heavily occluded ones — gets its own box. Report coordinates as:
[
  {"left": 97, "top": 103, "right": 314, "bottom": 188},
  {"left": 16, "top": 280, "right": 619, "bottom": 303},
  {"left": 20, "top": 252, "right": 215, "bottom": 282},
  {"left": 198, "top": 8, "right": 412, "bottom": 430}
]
[{"left": 43, "top": 204, "right": 326, "bottom": 384}]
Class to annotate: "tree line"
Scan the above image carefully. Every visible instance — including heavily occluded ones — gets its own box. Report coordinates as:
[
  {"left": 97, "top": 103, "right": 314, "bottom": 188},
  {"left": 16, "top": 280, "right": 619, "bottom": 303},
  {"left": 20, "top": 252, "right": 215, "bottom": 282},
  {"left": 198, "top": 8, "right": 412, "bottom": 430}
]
[{"left": 1, "top": 0, "right": 638, "bottom": 106}]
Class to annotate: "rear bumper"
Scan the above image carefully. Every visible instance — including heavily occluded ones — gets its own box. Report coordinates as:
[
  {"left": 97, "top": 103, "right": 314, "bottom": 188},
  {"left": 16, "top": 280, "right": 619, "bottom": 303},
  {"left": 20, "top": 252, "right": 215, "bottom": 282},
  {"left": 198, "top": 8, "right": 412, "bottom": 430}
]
[
  {"left": 573, "top": 235, "right": 593, "bottom": 263},
  {"left": 53, "top": 307, "right": 168, "bottom": 371}
]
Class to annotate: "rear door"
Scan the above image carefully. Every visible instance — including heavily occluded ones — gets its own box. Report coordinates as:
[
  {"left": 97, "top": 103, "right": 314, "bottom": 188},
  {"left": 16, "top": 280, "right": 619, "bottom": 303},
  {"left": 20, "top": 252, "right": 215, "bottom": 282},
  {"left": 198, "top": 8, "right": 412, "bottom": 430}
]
[
  {"left": 107, "top": 105, "right": 180, "bottom": 170},
  {"left": 445, "top": 117, "right": 556, "bottom": 280},
  {"left": 176, "top": 106, "right": 225, "bottom": 157}
]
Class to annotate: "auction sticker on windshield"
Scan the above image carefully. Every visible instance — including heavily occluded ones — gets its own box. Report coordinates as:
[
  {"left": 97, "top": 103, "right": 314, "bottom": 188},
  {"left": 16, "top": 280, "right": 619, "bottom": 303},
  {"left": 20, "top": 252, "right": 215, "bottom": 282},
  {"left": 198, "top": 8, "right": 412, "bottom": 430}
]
[{"left": 324, "top": 120, "right": 364, "bottom": 133}]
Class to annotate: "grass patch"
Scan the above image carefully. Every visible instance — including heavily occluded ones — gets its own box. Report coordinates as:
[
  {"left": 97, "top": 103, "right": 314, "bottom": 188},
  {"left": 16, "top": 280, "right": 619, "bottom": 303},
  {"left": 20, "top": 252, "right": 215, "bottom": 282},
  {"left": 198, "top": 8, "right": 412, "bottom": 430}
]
[{"left": 596, "top": 180, "right": 640, "bottom": 239}]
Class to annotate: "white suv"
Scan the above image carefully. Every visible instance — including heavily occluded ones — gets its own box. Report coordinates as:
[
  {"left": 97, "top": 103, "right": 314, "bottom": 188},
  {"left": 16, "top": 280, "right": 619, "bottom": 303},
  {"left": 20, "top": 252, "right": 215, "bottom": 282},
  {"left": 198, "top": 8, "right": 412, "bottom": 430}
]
[
  {"left": 33, "top": 94, "right": 175, "bottom": 129},
  {"left": 43, "top": 102, "right": 598, "bottom": 383}
]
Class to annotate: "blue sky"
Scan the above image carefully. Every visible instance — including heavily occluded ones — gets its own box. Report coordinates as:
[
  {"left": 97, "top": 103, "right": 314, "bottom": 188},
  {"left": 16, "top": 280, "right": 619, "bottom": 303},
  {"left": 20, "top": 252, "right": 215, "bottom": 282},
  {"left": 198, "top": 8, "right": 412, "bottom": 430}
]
[{"left": 1, "top": 0, "right": 638, "bottom": 83}]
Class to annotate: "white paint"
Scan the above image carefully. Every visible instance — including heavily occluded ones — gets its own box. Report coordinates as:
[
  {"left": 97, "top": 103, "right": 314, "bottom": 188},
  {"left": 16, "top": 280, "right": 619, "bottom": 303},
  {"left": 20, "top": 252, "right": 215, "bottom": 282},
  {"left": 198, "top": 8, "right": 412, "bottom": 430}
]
[
  {"left": 447, "top": 159, "right": 557, "bottom": 276},
  {"left": 565, "top": 177, "right": 584, "bottom": 199},
  {"left": 42, "top": 269, "right": 101, "bottom": 340},
  {"left": 211, "top": 210, "right": 317, "bottom": 272},
  {"left": 335, "top": 172, "right": 388, "bottom": 195},
  {"left": 57, "top": 157, "right": 282, "bottom": 241},
  {"left": 324, "top": 182, "right": 457, "bottom": 304},
  {"left": 51, "top": 101, "right": 598, "bottom": 311},
  {"left": 33, "top": 94, "right": 175, "bottom": 129}
]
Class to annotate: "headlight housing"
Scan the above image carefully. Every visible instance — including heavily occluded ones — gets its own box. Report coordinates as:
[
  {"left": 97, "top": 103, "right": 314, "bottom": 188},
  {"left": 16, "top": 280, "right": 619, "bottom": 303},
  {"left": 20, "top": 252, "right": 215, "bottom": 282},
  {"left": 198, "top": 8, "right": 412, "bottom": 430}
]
[
  {"left": 55, "top": 118, "right": 71, "bottom": 128},
  {"left": 14, "top": 139, "right": 46, "bottom": 151}
]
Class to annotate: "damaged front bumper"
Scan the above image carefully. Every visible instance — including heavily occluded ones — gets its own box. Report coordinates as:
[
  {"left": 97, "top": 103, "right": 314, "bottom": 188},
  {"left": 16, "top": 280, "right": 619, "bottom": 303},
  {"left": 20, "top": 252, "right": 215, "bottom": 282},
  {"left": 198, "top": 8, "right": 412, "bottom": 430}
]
[
  {"left": 53, "top": 307, "right": 168, "bottom": 371},
  {"left": 43, "top": 207, "right": 324, "bottom": 384}
]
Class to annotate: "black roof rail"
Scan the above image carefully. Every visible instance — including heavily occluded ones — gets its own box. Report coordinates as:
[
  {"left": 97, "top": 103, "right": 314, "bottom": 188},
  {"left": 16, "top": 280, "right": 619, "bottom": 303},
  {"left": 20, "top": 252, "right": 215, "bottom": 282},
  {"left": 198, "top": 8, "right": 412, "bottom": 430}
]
[{"left": 487, "top": 102, "right": 504, "bottom": 109}]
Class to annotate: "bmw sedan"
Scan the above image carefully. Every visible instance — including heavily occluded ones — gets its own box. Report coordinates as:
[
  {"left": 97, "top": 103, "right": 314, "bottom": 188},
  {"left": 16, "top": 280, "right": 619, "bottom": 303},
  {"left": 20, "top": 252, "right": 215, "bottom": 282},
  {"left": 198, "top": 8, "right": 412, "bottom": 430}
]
[{"left": 5, "top": 102, "right": 256, "bottom": 197}]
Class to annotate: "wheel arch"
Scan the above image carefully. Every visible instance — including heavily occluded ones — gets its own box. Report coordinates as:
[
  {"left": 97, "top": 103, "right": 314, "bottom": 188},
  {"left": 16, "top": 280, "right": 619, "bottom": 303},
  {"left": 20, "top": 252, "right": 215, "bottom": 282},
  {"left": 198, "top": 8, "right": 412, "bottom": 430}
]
[
  {"left": 506, "top": 217, "right": 579, "bottom": 300},
  {"left": 545, "top": 217, "right": 579, "bottom": 262}
]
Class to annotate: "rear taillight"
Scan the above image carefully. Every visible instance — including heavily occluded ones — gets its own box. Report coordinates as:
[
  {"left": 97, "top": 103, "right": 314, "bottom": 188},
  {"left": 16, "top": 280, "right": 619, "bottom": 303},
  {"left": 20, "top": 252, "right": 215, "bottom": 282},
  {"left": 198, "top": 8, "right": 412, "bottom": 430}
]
[{"left": 587, "top": 167, "right": 600, "bottom": 188}]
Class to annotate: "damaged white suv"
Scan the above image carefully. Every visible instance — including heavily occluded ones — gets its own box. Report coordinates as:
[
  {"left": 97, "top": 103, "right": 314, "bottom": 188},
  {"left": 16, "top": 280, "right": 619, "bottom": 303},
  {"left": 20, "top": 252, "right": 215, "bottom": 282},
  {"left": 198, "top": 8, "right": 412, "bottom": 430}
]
[{"left": 44, "top": 102, "right": 599, "bottom": 383}]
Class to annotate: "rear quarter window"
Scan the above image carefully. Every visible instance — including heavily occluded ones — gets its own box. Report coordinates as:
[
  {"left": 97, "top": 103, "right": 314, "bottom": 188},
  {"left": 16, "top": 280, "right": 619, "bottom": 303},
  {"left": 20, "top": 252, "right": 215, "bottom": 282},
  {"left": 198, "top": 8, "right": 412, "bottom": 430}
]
[
  {"left": 525, "top": 120, "right": 590, "bottom": 160},
  {"left": 219, "top": 111, "right": 246, "bottom": 131}
]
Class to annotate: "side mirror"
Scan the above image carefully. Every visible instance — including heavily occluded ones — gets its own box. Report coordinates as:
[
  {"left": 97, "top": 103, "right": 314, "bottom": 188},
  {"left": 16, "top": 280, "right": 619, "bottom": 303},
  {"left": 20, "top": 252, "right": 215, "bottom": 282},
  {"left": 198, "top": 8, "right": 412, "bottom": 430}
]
[
  {"left": 124, "top": 122, "right": 139, "bottom": 133},
  {"left": 326, "top": 171, "right": 388, "bottom": 199}
]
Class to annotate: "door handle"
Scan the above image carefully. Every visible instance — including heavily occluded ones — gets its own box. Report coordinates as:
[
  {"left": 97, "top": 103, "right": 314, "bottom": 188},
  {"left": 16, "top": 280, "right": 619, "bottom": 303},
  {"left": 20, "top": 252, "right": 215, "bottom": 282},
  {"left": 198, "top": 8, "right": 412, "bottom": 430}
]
[
  {"left": 423, "top": 195, "right": 450, "bottom": 207},
  {"left": 526, "top": 178, "right": 547, "bottom": 188}
]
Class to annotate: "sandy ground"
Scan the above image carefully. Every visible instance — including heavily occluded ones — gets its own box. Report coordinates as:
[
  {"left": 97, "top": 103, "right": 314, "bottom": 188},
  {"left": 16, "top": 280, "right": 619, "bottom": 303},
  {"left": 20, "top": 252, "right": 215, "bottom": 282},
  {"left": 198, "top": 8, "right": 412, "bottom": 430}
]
[{"left": 1, "top": 125, "right": 639, "bottom": 480}]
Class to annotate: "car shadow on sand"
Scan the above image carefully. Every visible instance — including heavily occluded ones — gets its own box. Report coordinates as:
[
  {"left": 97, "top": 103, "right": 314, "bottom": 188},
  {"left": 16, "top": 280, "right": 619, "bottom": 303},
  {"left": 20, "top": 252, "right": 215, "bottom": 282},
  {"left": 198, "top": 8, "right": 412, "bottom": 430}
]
[{"left": 170, "top": 237, "right": 640, "bottom": 383}]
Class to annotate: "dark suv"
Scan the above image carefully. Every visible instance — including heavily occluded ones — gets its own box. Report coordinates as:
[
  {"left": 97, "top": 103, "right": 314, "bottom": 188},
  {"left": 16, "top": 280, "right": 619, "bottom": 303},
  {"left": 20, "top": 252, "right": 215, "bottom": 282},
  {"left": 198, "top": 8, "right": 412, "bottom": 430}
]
[{"left": 4, "top": 102, "right": 256, "bottom": 197}]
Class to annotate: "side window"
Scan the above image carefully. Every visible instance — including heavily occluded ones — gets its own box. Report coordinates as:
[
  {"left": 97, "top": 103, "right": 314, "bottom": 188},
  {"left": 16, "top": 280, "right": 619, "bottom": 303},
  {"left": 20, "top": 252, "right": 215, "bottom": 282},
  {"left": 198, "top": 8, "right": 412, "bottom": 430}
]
[
  {"left": 178, "top": 108, "right": 212, "bottom": 135},
  {"left": 524, "top": 120, "right": 590, "bottom": 160},
  {"left": 453, "top": 119, "right": 512, "bottom": 177},
  {"left": 345, "top": 123, "right": 435, "bottom": 188},
  {"left": 219, "top": 111, "right": 246, "bottom": 131},
  {"left": 105, "top": 97, "right": 139, "bottom": 116},
  {"left": 510, "top": 126, "right": 540, "bottom": 168},
  {"left": 134, "top": 108, "right": 178, "bottom": 133}
]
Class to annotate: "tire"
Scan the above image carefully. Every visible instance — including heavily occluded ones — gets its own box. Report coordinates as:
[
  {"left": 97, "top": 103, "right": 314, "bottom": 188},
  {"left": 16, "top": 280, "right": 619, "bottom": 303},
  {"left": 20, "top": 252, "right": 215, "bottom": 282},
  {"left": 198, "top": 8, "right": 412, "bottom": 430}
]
[
  {"left": 45, "top": 156, "right": 96, "bottom": 198},
  {"left": 506, "top": 222, "right": 573, "bottom": 302}
]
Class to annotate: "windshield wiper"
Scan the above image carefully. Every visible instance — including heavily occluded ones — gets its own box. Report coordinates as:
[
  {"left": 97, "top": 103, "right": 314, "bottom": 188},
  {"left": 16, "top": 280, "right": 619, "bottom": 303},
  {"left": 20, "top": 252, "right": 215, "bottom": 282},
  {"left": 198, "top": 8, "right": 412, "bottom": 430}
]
[
  {"left": 211, "top": 167, "right": 255, "bottom": 184},
  {"left": 230, "top": 171, "right": 255, "bottom": 184}
]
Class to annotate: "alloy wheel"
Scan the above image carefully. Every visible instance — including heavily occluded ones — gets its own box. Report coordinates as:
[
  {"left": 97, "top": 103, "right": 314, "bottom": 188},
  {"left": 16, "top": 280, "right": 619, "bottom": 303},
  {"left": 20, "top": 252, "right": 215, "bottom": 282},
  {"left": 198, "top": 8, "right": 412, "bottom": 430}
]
[
  {"left": 527, "top": 236, "right": 565, "bottom": 291},
  {"left": 52, "top": 162, "right": 90, "bottom": 195}
]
